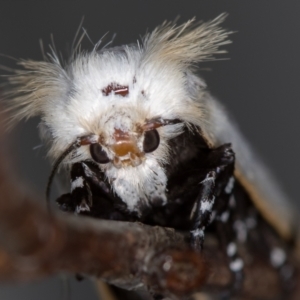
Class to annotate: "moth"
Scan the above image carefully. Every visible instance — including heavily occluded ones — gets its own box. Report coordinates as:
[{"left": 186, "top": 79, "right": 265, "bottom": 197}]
[{"left": 2, "top": 14, "right": 298, "bottom": 298}]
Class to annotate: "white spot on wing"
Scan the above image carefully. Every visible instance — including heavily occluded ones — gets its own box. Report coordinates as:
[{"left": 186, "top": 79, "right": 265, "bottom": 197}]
[
  {"left": 234, "top": 220, "right": 247, "bottom": 243},
  {"left": 225, "top": 176, "right": 235, "bottom": 194},
  {"left": 229, "top": 195, "right": 236, "bottom": 208},
  {"left": 246, "top": 217, "right": 257, "bottom": 229},
  {"left": 270, "top": 247, "right": 286, "bottom": 268},
  {"left": 227, "top": 242, "right": 237, "bottom": 257},
  {"left": 230, "top": 258, "right": 244, "bottom": 272},
  {"left": 220, "top": 210, "right": 230, "bottom": 223}
]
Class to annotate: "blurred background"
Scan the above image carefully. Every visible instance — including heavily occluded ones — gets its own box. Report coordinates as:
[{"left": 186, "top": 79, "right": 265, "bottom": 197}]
[{"left": 0, "top": 1, "right": 299, "bottom": 299}]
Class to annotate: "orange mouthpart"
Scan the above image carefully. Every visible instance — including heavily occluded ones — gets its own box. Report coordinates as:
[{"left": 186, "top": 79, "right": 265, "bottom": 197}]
[{"left": 111, "top": 129, "right": 142, "bottom": 157}]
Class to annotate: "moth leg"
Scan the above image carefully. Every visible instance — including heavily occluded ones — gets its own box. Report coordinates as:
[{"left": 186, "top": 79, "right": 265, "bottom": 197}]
[
  {"left": 189, "top": 144, "right": 235, "bottom": 251},
  {"left": 57, "top": 162, "right": 92, "bottom": 214},
  {"left": 190, "top": 170, "right": 217, "bottom": 251},
  {"left": 207, "top": 145, "right": 245, "bottom": 296},
  {"left": 71, "top": 162, "right": 93, "bottom": 213}
]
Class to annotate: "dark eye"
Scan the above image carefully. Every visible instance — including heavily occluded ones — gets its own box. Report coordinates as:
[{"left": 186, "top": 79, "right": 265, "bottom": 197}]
[
  {"left": 143, "top": 129, "right": 160, "bottom": 153},
  {"left": 90, "top": 144, "right": 110, "bottom": 164}
]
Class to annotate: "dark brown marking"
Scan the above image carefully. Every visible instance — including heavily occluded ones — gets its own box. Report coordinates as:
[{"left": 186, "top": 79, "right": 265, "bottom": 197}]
[
  {"left": 80, "top": 135, "right": 98, "bottom": 146},
  {"left": 102, "top": 83, "right": 129, "bottom": 97},
  {"left": 143, "top": 118, "right": 182, "bottom": 131}
]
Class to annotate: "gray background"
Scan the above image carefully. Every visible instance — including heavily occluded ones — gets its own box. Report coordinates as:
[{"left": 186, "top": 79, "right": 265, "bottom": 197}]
[{"left": 0, "top": 1, "right": 300, "bottom": 299}]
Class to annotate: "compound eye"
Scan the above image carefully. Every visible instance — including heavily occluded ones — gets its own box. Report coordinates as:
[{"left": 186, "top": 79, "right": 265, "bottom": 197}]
[
  {"left": 90, "top": 144, "right": 110, "bottom": 164},
  {"left": 143, "top": 129, "right": 160, "bottom": 153}
]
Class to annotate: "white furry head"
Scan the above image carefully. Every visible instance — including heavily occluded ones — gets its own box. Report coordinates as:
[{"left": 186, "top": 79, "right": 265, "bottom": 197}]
[{"left": 2, "top": 14, "right": 231, "bottom": 211}]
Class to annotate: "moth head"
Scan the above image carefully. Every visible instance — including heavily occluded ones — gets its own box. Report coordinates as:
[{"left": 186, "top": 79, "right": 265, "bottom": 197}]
[{"left": 2, "top": 14, "right": 231, "bottom": 173}]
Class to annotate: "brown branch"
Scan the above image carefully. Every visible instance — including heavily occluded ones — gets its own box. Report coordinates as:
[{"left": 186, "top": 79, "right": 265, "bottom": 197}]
[{"left": 0, "top": 140, "right": 207, "bottom": 299}]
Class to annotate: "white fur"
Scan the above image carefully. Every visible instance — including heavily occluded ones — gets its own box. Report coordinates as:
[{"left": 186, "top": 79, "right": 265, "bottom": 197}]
[{"left": 106, "top": 157, "right": 167, "bottom": 212}]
